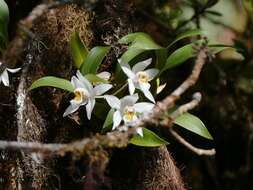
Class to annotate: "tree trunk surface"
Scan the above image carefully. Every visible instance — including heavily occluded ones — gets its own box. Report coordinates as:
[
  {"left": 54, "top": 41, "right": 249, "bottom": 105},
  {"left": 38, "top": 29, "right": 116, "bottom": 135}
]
[{"left": 0, "top": 1, "right": 186, "bottom": 189}]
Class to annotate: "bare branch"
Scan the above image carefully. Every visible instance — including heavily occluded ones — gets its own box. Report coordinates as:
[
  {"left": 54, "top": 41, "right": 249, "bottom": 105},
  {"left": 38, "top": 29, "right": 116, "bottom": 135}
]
[
  {"left": 169, "top": 128, "right": 216, "bottom": 156},
  {"left": 170, "top": 92, "right": 202, "bottom": 119},
  {"left": 154, "top": 47, "right": 208, "bottom": 115},
  {"left": 160, "top": 93, "right": 215, "bottom": 156},
  {"left": 0, "top": 128, "right": 136, "bottom": 155},
  {"left": 0, "top": 45, "right": 211, "bottom": 156},
  {"left": 160, "top": 92, "right": 202, "bottom": 127}
]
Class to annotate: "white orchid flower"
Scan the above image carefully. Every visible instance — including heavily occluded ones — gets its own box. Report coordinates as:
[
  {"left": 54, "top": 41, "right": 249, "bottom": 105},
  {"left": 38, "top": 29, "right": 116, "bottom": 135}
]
[
  {"left": 96, "top": 71, "right": 111, "bottom": 81},
  {"left": 104, "top": 94, "right": 154, "bottom": 136},
  {"left": 92, "top": 71, "right": 111, "bottom": 86},
  {"left": 0, "top": 62, "right": 21, "bottom": 87},
  {"left": 63, "top": 71, "right": 112, "bottom": 120},
  {"left": 119, "top": 58, "right": 159, "bottom": 103}
]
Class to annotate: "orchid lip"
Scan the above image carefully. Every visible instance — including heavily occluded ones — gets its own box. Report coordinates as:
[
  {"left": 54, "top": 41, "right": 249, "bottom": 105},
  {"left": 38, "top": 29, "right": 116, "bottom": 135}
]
[
  {"left": 123, "top": 106, "right": 136, "bottom": 122},
  {"left": 136, "top": 71, "right": 149, "bottom": 84},
  {"left": 73, "top": 88, "right": 89, "bottom": 104}
]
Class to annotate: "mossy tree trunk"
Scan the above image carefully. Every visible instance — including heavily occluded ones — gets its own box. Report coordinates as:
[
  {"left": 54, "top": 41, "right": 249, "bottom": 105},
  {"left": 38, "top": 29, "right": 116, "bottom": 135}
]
[{"left": 0, "top": 1, "right": 186, "bottom": 189}]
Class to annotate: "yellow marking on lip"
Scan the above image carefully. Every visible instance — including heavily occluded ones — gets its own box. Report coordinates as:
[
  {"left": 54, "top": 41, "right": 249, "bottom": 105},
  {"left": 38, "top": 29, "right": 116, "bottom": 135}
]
[
  {"left": 74, "top": 90, "right": 82, "bottom": 102},
  {"left": 124, "top": 106, "right": 136, "bottom": 122},
  {"left": 137, "top": 71, "right": 149, "bottom": 83}
]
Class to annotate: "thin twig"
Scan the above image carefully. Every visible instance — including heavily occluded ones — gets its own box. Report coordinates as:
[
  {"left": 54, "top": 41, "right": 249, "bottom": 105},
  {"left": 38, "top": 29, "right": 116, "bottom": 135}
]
[
  {"left": 153, "top": 46, "right": 208, "bottom": 116},
  {"left": 112, "top": 83, "right": 128, "bottom": 95},
  {"left": 170, "top": 92, "right": 202, "bottom": 119},
  {"left": 160, "top": 92, "right": 202, "bottom": 127},
  {"left": 169, "top": 129, "right": 216, "bottom": 156},
  {"left": 161, "top": 92, "right": 215, "bottom": 156}
]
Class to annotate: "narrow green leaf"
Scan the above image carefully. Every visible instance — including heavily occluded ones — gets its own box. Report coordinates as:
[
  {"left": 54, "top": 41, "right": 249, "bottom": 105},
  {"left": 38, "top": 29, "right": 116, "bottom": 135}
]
[
  {"left": 168, "top": 29, "right": 203, "bottom": 48},
  {"left": 102, "top": 109, "right": 114, "bottom": 130},
  {"left": 161, "top": 43, "right": 194, "bottom": 73},
  {"left": 209, "top": 44, "right": 233, "bottom": 54},
  {"left": 161, "top": 43, "right": 231, "bottom": 74},
  {"left": 130, "top": 128, "right": 169, "bottom": 147},
  {"left": 85, "top": 74, "right": 109, "bottom": 84},
  {"left": 205, "top": 10, "right": 222, "bottom": 17},
  {"left": 204, "top": 0, "right": 219, "bottom": 8},
  {"left": 119, "top": 32, "right": 163, "bottom": 49},
  {"left": 174, "top": 113, "right": 213, "bottom": 140},
  {"left": 120, "top": 48, "right": 145, "bottom": 63},
  {"left": 0, "top": 0, "right": 9, "bottom": 47},
  {"left": 85, "top": 46, "right": 111, "bottom": 74},
  {"left": 29, "top": 76, "right": 74, "bottom": 92},
  {"left": 119, "top": 32, "right": 140, "bottom": 44},
  {"left": 70, "top": 32, "right": 89, "bottom": 69},
  {"left": 156, "top": 48, "right": 168, "bottom": 70},
  {"left": 119, "top": 32, "right": 163, "bottom": 62}
]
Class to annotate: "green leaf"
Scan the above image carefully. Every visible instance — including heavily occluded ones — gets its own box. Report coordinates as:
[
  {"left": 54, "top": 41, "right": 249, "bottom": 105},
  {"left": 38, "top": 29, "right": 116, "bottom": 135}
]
[
  {"left": 168, "top": 29, "right": 203, "bottom": 48},
  {"left": 156, "top": 29, "right": 203, "bottom": 70},
  {"left": 174, "top": 113, "right": 213, "bottom": 140},
  {"left": 119, "top": 32, "right": 163, "bottom": 49},
  {"left": 81, "top": 46, "right": 111, "bottom": 75},
  {"left": 156, "top": 48, "right": 168, "bottom": 70},
  {"left": 204, "top": 0, "right": 219, "bottom": 8},
  {"left": 130, "top": 128, "right": 169, "bottom": 147},
  {"left": 161, "top": 43, "right": 232, "bottom": 74},
  {"left": 119, "top": 32, "right": 163, "bottom": 62},
  {"left": 120, "top": 48, "right": 145, "bottom": 63},
  {"left": 85, "top": 74, "right": 109, "bottom": 84},
  {"left": 0, "top": 0, "right": 9, "bottom": 47},
  {"left": 161, "top": 43, "right": 194, "bottom": 73},
  {"left": 209, "top": 44, "right": 233, "bottom": 54},
  {"left": 70, "top": 32, "right": 89, "bottom": 69},
  {"left": 130, "top": 33, "right": 163, "bottom": 50},
  {"left": 29, "top": 76, "right": 74, "bottom": 92},
  {"left": 102, "top": 109, "right": 114, "bottom": 131}
]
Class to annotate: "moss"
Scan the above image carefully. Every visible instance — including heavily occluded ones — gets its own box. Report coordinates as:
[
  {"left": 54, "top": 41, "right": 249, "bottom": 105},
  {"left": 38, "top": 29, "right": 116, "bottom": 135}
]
[{"left": 33, "top": 4, "right": 94, "bottom": 57}]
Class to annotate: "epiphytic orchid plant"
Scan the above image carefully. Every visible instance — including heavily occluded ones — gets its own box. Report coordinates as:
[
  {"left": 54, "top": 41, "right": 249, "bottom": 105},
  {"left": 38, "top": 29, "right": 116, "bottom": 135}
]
[{"left": 30, "top": 30, "right": 230, "bottom": 147}]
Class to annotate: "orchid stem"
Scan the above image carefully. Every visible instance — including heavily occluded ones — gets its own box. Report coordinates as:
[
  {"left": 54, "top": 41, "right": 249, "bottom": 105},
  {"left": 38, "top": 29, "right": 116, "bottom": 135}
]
[
  {"left": 112, "top": 83, "right": 128, "bottom": 96},
  {"left": 95, "top": 96, "right": 104, "bottom": 99}
]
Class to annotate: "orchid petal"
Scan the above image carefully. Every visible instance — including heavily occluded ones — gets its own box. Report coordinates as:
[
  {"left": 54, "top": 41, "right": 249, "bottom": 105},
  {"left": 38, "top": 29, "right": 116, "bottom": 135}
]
[
  {"left": 97, "top": 71, "right": 111, "bottom": 81},
  {"left": 104, "top": 95, "right": 121, "bottom": 109},
  {"left": 118, "top": 60, "right": 135, "bottom": 79},
  {"left": 140, "top": 83, "right": 155, "bottom": 103},
  {"left": 157, "top": 83, "right": 166, "bottom": 94},
  {"left": 1, "top": 70, "right": 9, "bottom": 86},
  {"left": 145, "top": 68, "right": 159, "bottom": 81},
  {"left": 136, "top": 127, "right": 144, "bottom": 137},
  {"left": 139, "top": 82, "right": 150, "bottom": 91},
  {"left": 94, "top": 84, "right": 112, "bottom": 95},
  {"left": 63, "top": 102, "right": 80, "bottom": 117},
  {"left": 86, "top": 98, "right": 95, "bottom": 120},
  {"left": 76, "top": 70, "right": 93, "bottom": 90},
  {"left": 120, "top": 94, "right": 139, "bottom": 108},
  {"left": 128, "top": 79, "right": 135, "bottom": 95},
  {"left": 132, "top": 58, "right": 152, "bottom": 73},
  {"left": 133, "top": 102, "right": 154, "bottom": 113},
  {"left": 7, "top": 68, "right": 21, "bottom": 73},
  {"left": 71, "top": 76, "right": 85, "bottom": 89},
  {"left": 112, "top": 110, "right": 122, "bottom": 130}
]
